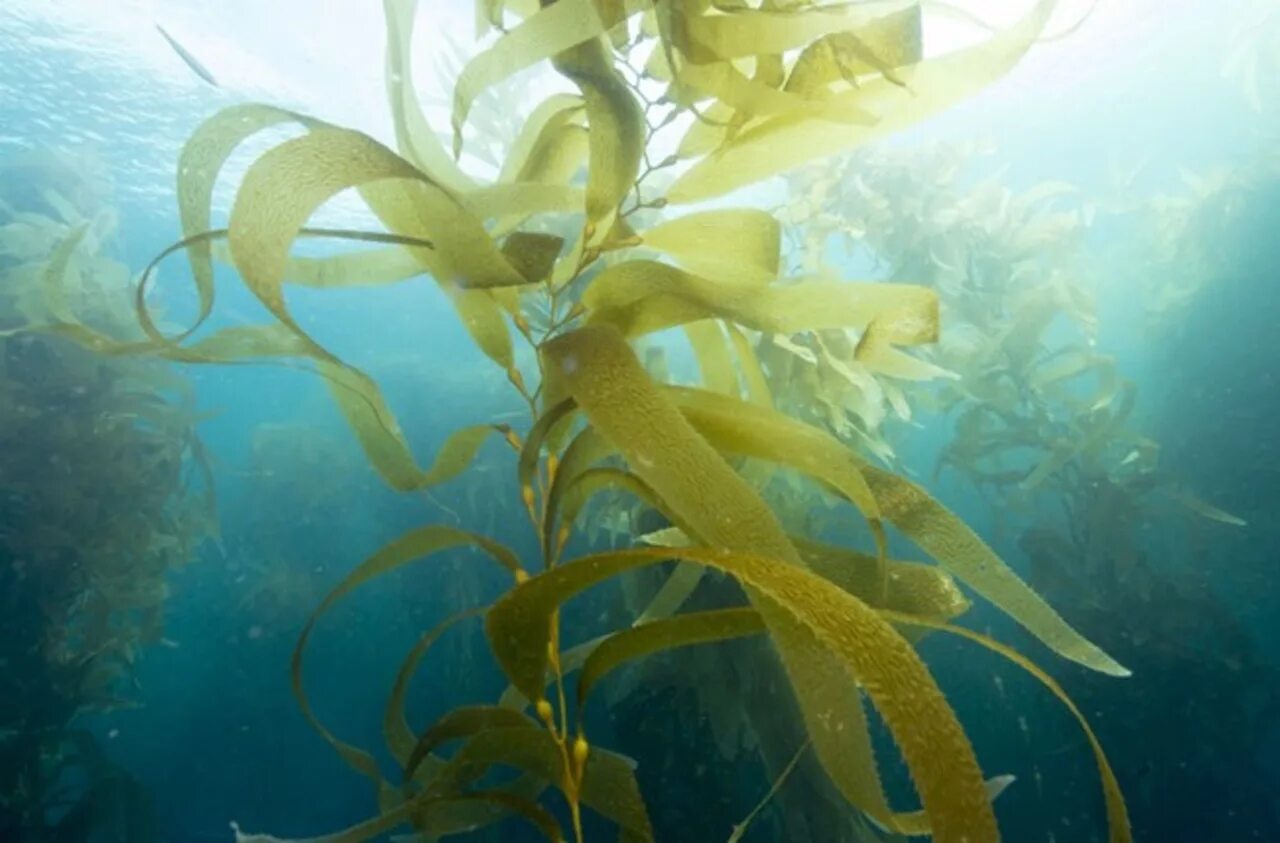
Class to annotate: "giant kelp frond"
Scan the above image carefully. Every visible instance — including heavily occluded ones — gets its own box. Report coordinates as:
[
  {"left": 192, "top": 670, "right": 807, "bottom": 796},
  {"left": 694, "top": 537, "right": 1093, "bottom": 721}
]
[{"left": 107, "top": 1, "right": 1145, "bottom": 841}]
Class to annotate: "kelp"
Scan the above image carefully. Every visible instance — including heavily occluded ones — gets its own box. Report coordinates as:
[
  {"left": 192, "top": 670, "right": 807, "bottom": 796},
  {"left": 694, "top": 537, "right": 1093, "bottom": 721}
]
[
  {"left": 780, "top": 140, "right": 1244, "bottom": 534},
  {"left": 0, "top": 155, "right": 210, "bottom": 842},
  {"left": 109, "top": 1, "right": 1142, "bottom": 841}
]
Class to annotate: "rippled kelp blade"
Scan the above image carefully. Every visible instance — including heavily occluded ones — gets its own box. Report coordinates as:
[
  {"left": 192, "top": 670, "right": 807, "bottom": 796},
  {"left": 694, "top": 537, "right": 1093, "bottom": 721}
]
[{"left": 533, "top": 324, "right": 997, "bottom": 842}]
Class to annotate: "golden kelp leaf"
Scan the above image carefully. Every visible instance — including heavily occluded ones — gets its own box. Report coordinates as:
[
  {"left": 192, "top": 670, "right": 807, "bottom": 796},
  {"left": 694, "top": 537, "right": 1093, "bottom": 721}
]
[
  {"left": 499, "top": 94, "right": 588, "bottom": 183},
  {"left": 551, "top": 464, "right": 711, "bottom": 622},
  {"left": 138, "top": 230, "right": 500, "bottom": 492},
  {"left": 451, "top": 0, "right": 647, "bottom": 153},
  {"left": 787, "top": 6, "right": 924, "bottom": 96},
  {"left": 883, "top": 610, "right": 1132, "bottom": 843},
  {"left": 424, "top": 727, "right": 652, "bottom": 841},
  {"left": 675, "top": 100, "right": 733, "bottom": 159},
  {"left": 226, "top": 125, "right": 527, "bottom": 374},
  {"left": 543, "top": 326, "right": 799, "bottom": 562},
  {"left": 518, "top": 396, "right": 580, "bottom": 501},
  {"left": 639, "top": 209, "right": 780, "bottom": 285},
  {"left": 791, "top": 536, "right": 970, "bottom": 622},
  {"left": 288, "top": 525, "right": 519, "bottom": 813},
  {"left": 554, "top": 467, "right": 679, "bottom": 555},
  {"left": 673, "top": 0, "right": 917, "bottom": 62},
  {"left": 539, "top": 325, "right": 996, "bottom": 840},
  {"left": 501, "top": 232, "right": 565, "bottom": 283},
  {"left": 666, "top": 0, "right": 1058, "bottom": 203},
  {"left": 549, "top": 33, "right": 645, "bottom": 243},
  {"left": 135, "top": 227, "right": 426, "bottom": 346},
  {"left": 726, "top": 323, "right": 773, "bottom": 407},
  {"left": 317, "top": 358, "right": 504, "bottom": 492},
  {"left": 226, "top": 126, "right": 523, "bottom": 321},
  {"left": 671, "top": 57, "right": 877, "bottom": 124},
  {"left": 665, "top": 385, "right": 886, "bottom": 572},
  {"left": 685, "top": 320, "right": 739, "bottom": 394},
  {"left": 177, "top": 323, "right": 313, "bottom": 362},
  {"left": 860, "top": 463, "right": 1130, "bottom": 677},
  {"left": 283, "top": 247, "right": 424, "bottom": 288},
  {"left": 638, "top": 525, "right": 967, "bottom": 635},
  {"left": 212, "top": 240, "right": 425, "bottom": 289},
  {"left": 577, "top": 608, "right": 765, "bottom": 706},
  {"left": 176, "top": 104, "right": 319, "bottom": 340},
  {"left": 384, "top": 612, "right": 484, "bottom": 770},
  {"left": 583, "top": 261, "right": 938, "bottom": 339},
  {"left": 855, "top": 316, "right": 953, "bottom": 381},
  {"left": 487, "top": 546, "right": 997, "bottom": 843},
  {"left": 403, "top": 705, "right": 538, "bottom": 782},
  {"left": 464, "top": 183, "right": 587, "bottom": 223},
  {"left": 383, "top": 0, "right": 475, "bottom": 192}
]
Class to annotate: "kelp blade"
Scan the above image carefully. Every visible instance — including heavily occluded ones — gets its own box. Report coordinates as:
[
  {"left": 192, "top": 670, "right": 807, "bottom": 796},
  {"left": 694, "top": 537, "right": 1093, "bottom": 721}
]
[{"left": 537, "top": 324, "right": 997, "bottom": 842}]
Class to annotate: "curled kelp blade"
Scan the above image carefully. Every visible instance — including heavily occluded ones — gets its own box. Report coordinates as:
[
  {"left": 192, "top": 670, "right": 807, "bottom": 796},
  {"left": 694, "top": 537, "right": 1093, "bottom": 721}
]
[
  {"left": 450, "top": 0, "right": 648, "bottom": 153},
  {"left": 33, "top": 227, "right": 499, "bottom": 498},
  {"left": 657, "top": 331, "right": 1121, "bottom": 676},
  {"left": 291, "top": 526, "right": 521, "bottom": 794},
  {"left": 577, "top": 608, "right": 766, "bottom": 707},
  {"left": 382, "top": 0, "right": 475, "bottom": 193},
  {"left": 403, "top": 706, "right": 538, "bottom": 783},
  {"left": 211, "top": 239, "right": 427, "bottom": 290},
  {"left": 686, "top": 320, "right": 740, "bottom": 395},
  {"left": 224, "top": 126, "right": 526, "bottom": 310},
  {"left": 498, "top": 94, "right": 588, "bottom": 184},
  {"left": 487, "top": 546, "right": 997, "bottom": 843},
  {"left": 383, "top": 611, "right": 485, "bottom": 771},
  {"left": 638, "top": 209, "right": 782, "bottom": 285},
  {"left": 423, "top": 727, "right": 652, "bottom": 841},
  {"left": 664, "top": 0, "right": 1060, "bottom": 202},
  {"left": 582, "top": 262, "right": 939, "bottom": 342},
  {"left": 663, "top": 384, "right": 889, "bottom": 597},
  {"left": 163, "top": 110, "right": 527, "bottom": 491},
  {"left": 880, "top": 609, "right": 1132, "bottom": 843},
  {"left": 176, "top": 104, "right": 319, "bottom": 341},
  {"left": 860, "top": 462, "right": 1129, "bottom": 677},
  {"left": 794, "top": 534, "right": 971, "bottom": 623},
  {"left": 549, "top": 26, "right": 646, "bottom": 245},
  {"left": 537, "top": 324, "right": 996, "bottom": 842}
]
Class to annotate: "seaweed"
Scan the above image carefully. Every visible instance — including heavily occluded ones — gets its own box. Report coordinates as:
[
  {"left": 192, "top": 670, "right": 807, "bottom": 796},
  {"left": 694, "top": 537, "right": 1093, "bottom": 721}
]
[
  {"left": 78, "top": 1, "right": 1145, "bottom": 841},
  {"left": 0, "top": 153, "right": 211, "bottom": 842}
]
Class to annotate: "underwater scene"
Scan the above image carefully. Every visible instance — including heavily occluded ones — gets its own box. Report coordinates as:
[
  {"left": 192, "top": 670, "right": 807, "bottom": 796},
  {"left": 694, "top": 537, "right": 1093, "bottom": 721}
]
[{"left": 1, "top": 0, "right": 1277, "bottom": 841}]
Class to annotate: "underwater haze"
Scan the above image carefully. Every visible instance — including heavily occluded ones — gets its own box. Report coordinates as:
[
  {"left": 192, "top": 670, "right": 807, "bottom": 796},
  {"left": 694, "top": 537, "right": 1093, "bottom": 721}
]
[{"left": 1, "top": 1, "right": 1277, "bottom": 841}]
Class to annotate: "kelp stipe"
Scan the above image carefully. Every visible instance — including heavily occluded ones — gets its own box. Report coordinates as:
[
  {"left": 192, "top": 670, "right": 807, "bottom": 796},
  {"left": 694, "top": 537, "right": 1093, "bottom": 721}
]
[{"left": 109, "top": 1, "right": 1137, "bottom": 841}]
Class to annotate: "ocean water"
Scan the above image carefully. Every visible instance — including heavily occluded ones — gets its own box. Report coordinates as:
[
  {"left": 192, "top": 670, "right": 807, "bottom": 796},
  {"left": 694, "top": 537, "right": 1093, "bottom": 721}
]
[{"left": 1, "top": 1, "right": 1277, "bottom": 842}]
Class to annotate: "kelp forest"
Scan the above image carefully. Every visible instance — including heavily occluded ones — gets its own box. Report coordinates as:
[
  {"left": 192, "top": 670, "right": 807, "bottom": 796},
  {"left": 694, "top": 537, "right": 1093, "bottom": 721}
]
[{"left": 1, "top": 1, "right": 1277, "bottom": 842}]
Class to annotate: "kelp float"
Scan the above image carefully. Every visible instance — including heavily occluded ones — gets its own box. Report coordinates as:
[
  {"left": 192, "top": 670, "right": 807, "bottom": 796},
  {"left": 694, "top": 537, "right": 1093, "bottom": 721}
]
[{"left": 38, "top": 1, "right": 1138, "bottom": 840}]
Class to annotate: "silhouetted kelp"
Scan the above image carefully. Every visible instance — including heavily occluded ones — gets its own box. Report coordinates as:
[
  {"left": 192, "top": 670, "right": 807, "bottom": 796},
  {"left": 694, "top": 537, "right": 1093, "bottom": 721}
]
[{"left": 38, "top": 1, "right": 1142, "bottom": 841}]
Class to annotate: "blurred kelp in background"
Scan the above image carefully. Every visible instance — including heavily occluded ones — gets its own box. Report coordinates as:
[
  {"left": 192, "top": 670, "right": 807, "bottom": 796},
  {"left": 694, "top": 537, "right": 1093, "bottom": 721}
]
[{"left": 0, "top": 151, "right": 214, "bottom": 841}]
